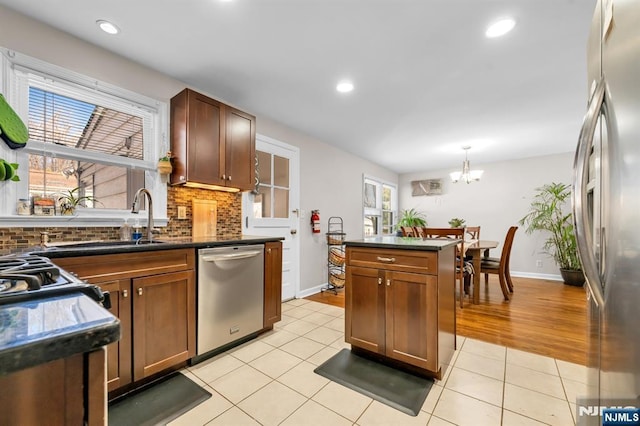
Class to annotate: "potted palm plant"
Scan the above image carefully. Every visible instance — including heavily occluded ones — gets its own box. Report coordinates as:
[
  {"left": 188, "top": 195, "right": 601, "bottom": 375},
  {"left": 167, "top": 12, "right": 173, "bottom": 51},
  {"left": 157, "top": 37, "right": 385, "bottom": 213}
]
[
  {"left": 395, "top": 208, "right": 427, "bottom": 236},
  {"left": 519, "top": 182, "right": 584, "bottom": 286}
]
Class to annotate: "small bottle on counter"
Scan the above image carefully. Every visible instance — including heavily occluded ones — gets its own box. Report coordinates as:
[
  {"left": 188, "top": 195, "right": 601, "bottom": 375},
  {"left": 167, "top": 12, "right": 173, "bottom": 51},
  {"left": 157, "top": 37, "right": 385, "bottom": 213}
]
[
  {"left": 119, "top": 219, "right": 132, "bottom": 241},
  {"left": 132, "top": 220, "right": 142, "bottom": 241}
]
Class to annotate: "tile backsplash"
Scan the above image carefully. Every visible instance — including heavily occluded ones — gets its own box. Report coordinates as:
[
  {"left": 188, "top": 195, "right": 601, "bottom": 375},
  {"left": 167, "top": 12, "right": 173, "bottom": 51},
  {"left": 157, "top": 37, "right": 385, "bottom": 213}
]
[{"left": 0, "top": 186, "right": 242, "bottom": 250}]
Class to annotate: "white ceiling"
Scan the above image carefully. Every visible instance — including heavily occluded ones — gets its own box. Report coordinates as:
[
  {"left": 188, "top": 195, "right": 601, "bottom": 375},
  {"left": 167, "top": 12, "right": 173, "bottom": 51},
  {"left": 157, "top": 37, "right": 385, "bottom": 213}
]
[{"left": 0, "top": 0, "right": 596, "bottom": 174}]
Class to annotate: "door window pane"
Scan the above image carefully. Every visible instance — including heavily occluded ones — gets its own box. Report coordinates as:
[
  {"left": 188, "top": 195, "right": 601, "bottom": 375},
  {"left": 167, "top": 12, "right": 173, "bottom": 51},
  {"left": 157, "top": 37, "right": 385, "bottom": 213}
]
[
  {"left": 254, "top": 187, "right": 271, "bottom": 218},
  {"left": 257, "top": 151, "right": 271, "bottom": 185},
  {"left": 274, "top": 188, "right": 289, "bottom": 218},
  {"left": 274, "top": 155, "right": 289, "bottom": 187},
  {"left": 253, "top": 149, "right": 290, "bottom": 220}
]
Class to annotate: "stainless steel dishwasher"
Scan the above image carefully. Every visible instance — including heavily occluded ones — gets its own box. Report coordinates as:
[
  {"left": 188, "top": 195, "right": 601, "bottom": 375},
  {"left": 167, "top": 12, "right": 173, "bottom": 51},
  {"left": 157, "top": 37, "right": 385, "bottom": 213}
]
[{"left": 197, "top": 244, "right": 264, "bottom": 355}]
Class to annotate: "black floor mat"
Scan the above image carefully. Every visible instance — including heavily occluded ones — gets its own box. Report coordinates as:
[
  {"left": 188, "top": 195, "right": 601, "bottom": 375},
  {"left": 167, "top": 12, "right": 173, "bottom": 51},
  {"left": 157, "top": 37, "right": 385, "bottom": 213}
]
[
  {"left": 108, "top": 372, "right": 211, "bottom": 426},
  {"left": 314, "top": 349, "right": 433, "bottom": 416}
]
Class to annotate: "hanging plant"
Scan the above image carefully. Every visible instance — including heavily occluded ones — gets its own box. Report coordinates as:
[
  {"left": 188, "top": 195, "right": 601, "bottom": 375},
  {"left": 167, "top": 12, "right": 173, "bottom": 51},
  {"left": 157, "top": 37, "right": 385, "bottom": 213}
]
[
  {"left": 157, "top": 151, "right": 173, "bottom": 175},
  {"left": 0, "top": 158, "right": 19, "bottom": 182}
]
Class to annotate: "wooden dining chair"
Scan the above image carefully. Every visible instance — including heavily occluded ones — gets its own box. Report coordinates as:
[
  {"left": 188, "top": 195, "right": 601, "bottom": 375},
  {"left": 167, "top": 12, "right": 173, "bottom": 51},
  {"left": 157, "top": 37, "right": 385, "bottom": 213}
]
[
  {"left": 481, "top": 226, "right": 518, "bottom": 300},
  {"left": 400, "top": 226, "right": 417, "bottom": 237},
  {"left": 465, "top": 226, "right": 480, "bottom": 239},
  {"left": 420, "top": 227, "right": 468, "bottom": 308}
]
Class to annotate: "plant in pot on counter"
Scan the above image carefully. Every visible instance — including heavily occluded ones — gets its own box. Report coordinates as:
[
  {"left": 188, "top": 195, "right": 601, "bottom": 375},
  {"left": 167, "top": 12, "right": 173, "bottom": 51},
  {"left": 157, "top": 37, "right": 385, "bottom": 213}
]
[
  {"left": 57, "top": 187, "right": 99, "bottom": 215},
  {"left": 519, "top": 182, "right": 584, "bottom": 286},
  {"left": 395, "top": 208, "right": 427, "bottom": 236}
]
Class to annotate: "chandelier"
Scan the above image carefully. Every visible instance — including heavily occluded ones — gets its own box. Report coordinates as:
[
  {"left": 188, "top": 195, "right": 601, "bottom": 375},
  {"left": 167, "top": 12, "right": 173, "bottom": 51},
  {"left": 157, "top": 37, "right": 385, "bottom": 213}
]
[{"left": 450, "top": 146, "right": 483, "bottom": 184}]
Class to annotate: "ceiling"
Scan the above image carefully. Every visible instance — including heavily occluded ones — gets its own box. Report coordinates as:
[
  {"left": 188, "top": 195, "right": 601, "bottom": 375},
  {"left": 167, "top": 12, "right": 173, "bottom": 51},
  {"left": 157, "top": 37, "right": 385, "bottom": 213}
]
[{"left": 0, "top": 0, "right": 597, "bottom": 174}]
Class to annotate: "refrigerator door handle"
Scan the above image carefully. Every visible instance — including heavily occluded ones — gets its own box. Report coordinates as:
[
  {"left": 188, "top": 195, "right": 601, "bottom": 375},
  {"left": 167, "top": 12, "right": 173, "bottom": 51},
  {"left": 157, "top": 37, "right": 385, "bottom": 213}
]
[{"left": 573, "top": 76, "right": 605, "bottom": 307}]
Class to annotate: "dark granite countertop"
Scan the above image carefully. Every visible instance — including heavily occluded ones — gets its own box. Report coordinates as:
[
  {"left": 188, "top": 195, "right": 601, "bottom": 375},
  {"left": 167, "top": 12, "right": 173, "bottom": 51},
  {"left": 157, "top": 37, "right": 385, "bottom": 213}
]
[
  {"left": 24, "top": 234, "right": 284, "bottom": 259},
  {"left": 345, "top": 236, "right": 459, "bottom": 251},
  {"left": 0, "top": 292, "right": 120, "bottom": 376}
]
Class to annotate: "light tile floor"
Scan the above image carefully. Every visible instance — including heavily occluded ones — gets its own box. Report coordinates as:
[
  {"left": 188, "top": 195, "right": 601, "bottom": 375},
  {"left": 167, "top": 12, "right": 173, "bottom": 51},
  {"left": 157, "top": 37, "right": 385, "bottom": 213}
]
[{"left": 168, "top": 298, "right": 587, "bottom": 426}]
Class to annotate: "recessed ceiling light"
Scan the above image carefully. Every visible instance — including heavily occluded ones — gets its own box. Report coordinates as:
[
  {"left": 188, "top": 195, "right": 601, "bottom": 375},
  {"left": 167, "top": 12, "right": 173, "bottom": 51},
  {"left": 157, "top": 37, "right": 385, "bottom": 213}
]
[
  {"left": 96, "top": 20, "right": 120, "bottom": 35},
  {"left": 485, "top": 18, "right": 515, "bottom": 38},
  {"left": 336, "top": 81, "right": 354, "bottom": 93}
]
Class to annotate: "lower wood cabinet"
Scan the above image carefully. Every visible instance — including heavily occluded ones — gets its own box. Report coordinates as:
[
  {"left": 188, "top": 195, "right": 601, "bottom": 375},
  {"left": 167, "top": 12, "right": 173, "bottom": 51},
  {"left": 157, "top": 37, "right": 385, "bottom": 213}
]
[
  {"left": 346, "top": 266, "right": 437, "bottom": 372},
  {"left": 345, "top": 245, "right": 456, "bottom": 378},
  {"left": 264, "top": 241, "right": 283, "bottom": 327},
  {"left": 53, "top": 249, "right": 196, "bottom": 393}
]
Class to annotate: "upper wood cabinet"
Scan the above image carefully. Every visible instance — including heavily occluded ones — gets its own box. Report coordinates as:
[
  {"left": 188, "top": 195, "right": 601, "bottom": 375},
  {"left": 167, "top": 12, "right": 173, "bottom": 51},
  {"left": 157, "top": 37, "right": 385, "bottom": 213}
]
[{"left": 170, "top": 88, "right": 256, "bottom": 191}]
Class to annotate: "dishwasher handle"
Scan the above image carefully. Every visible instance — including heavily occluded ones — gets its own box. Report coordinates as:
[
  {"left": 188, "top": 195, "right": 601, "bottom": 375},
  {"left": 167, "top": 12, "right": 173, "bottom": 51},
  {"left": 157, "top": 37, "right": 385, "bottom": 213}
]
[{"left": 201, "top": 250, "right": 263, "bottom": 262}]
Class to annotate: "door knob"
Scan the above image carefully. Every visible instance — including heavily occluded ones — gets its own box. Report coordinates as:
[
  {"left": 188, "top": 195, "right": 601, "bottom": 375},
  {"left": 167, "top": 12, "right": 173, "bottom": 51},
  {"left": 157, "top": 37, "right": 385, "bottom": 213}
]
[{"left": 290, "top": 229, "right": 297, "bottom": 235}]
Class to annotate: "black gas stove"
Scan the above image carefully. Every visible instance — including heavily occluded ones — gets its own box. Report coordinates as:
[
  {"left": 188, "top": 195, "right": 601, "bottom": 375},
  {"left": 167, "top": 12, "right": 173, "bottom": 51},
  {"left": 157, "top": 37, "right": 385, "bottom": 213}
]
[{"left": 0, "top": 254, "right": 108, "bottom": 307}]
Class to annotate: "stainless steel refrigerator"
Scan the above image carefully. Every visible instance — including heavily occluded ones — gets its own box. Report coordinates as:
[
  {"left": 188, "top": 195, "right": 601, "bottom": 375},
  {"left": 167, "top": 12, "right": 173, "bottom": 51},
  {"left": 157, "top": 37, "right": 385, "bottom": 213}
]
[{"left": 574, "top": 0, "right": 640, "bottom": 424}]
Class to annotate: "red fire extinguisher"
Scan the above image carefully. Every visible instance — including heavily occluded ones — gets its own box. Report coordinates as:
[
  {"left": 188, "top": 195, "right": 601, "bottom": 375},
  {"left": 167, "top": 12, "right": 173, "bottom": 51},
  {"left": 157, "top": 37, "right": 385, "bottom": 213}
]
[{"left": 311, "top": 210, "right": 321, "bottom": 234}]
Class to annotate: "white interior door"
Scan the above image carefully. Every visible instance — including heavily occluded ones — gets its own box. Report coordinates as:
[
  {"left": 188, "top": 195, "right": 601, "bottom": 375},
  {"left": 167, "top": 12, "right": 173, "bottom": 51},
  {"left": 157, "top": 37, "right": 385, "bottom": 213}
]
[{"left": 242, "top": 134, "right": 299, "bottom": 301}]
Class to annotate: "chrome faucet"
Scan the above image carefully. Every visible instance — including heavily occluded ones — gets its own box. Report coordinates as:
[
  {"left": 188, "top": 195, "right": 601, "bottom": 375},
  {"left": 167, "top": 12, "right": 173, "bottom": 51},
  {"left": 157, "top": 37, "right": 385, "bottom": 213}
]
[{"left": 131, "top": 188, "right": 154, "bottom": 242}]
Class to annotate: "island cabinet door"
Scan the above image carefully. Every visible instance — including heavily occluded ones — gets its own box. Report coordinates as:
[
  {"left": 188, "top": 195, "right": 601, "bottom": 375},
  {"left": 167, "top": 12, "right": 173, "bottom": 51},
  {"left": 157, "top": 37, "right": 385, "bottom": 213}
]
[
  {"left": 385, "top": 271, "right": 438, "bottom": 372},
  {"left": 345, "top": 266, "right": 386, "bottom": 354}
]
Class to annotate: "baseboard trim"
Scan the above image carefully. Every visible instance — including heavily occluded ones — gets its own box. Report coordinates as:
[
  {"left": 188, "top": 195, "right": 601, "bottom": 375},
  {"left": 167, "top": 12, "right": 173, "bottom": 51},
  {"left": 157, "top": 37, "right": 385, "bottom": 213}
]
[
  {"left": 296, "top": 283, "right": 330, "bottom": 299},
  {"left": 511, "top": 271, "right": 563, "bottom": 281}
]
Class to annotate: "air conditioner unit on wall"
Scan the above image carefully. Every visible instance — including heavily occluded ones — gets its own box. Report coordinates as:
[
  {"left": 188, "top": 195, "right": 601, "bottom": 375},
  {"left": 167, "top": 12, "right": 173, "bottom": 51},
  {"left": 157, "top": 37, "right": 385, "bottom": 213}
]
[{"left": 411, "top": 179, "right": 442, "bottom": 196}]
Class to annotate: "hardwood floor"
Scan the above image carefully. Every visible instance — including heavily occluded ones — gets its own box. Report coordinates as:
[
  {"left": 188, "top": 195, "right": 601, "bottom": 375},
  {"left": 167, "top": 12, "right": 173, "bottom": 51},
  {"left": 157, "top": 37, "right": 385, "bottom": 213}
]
[{"left": 305, "top": 275, "right": 588, "bottom": 365}]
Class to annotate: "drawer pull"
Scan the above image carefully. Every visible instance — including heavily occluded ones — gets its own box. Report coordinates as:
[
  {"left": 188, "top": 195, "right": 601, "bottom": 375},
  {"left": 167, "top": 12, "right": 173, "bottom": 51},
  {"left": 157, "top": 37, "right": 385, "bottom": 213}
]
[{"left": 376, "top": 256, "right": 396, "bottom": 263}]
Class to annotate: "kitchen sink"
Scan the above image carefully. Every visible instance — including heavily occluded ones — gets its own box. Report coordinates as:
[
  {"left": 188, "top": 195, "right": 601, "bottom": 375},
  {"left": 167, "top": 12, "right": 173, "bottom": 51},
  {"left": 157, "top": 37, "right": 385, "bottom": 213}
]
[{"left": 45, "top": 240, "right": 166, "bottom": 249}]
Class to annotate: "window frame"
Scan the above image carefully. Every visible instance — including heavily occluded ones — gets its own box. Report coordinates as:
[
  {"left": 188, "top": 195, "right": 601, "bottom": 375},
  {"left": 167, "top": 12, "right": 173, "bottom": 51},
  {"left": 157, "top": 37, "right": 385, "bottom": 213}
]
[
  {"left": 0, "top": 48, "right": 168, "bottom": 227},
  {"left": 363, "top": 174, "right": 397, "bottom": 237}
]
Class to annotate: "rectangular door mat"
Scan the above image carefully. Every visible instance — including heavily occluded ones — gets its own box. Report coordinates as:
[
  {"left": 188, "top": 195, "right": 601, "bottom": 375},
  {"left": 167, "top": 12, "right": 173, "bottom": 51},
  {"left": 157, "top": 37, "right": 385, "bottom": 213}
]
[
  {"left": 108, "top": 372, "right": 211, "bottom": 426},
  {"left": 314, "top": 349, "right": 434, "bottom": 416}
]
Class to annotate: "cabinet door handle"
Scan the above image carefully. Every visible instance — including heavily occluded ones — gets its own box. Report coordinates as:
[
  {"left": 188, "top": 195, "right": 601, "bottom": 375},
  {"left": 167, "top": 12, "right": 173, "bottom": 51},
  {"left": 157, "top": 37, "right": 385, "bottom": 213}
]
[
  {"left": 227, "top": 175, "right": 231, "bottom": 181},
  {"left": 222, "top": 174, "right": 226, "bottom": 180},
  {"left": 137, "top": 287, "right": 143, "bottom": 296},
  {"left": 377, "top": 256, "right": 396, "bottom": 263},
  {"left": 377, "top": 277, "right": 382, "bottom": 285},
  {"left": 122, "top": 289, "right": 128, "bottom": 298},
  {"left": 386, "top": 279, "right": 391, "bottom": 286}
]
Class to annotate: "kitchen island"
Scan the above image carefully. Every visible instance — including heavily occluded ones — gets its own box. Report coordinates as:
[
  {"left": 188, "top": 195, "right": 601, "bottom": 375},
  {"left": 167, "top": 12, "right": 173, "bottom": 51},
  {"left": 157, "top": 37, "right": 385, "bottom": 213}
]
[
  {"left": 0, "top": 293, "right": 120, "bottom": 425},
  {"left": 345, "top": 236, "right": 457, "bottom": 380}
]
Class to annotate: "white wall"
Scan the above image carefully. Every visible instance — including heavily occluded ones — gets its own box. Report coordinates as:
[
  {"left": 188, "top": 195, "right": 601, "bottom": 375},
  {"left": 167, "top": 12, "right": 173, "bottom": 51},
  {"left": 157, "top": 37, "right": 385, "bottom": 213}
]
[
  {"left": 399, "top": 152, "right": 575, "bottom": 279},
  {"left": 0, "top": 5, "right": 399, "bottom": 294}
]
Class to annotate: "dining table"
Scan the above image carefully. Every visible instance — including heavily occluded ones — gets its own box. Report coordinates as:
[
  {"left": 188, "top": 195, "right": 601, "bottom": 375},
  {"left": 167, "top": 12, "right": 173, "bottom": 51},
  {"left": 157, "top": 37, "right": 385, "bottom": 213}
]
[{"left": 465, "top": 240, "right": 500, "bottom": 304}]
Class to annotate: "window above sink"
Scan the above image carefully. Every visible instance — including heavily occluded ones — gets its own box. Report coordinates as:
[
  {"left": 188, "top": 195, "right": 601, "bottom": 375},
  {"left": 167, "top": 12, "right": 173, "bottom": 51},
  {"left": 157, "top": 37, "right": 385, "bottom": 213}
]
[{"left": 0, "top": 48, "right": 168, "bottom": 227}]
